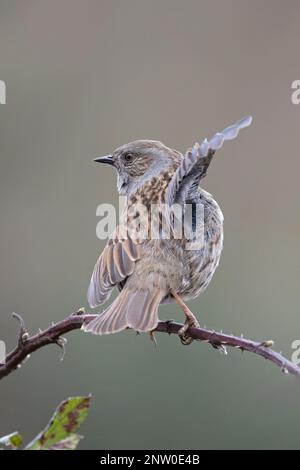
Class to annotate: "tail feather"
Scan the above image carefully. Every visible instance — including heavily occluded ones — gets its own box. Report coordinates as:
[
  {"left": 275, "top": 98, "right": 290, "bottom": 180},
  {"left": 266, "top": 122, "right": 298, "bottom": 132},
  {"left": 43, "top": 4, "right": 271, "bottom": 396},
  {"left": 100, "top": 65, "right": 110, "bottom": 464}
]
[
  {"left": 82, "top": 287, "right": 164, "bottom": 335},
  {"left": 126, "top": 289, "right": 163, "bottom": 332}
]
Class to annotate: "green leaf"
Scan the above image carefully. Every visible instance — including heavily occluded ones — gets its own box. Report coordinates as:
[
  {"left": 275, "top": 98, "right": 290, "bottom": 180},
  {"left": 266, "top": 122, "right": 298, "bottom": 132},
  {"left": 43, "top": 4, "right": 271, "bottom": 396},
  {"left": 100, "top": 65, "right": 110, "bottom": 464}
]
[
  {"left": 0, "top": 432, "right": 23, "bottom": 449},
  {"left": 49, "top": 434, "right": 83, "bottom": 450},
  {"left": 26, "top": 395, "right": 91, "bottom": 450}
]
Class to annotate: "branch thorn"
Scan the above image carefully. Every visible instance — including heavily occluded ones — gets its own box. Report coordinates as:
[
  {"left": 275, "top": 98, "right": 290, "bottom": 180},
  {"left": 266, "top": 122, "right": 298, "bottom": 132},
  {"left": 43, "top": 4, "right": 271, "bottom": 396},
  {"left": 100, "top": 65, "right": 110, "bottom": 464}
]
[
  {"left": 76, "top": 307, "right": 86, "bottom": 315},
  {"left": 55, "top": 337, "right": 67, "bottom": 361},
  {"left": 12, "top": 312, "right": 28, "bottom": 347},
  {"left": 261, "top": 340, "right": 274, "bottom": 348}
]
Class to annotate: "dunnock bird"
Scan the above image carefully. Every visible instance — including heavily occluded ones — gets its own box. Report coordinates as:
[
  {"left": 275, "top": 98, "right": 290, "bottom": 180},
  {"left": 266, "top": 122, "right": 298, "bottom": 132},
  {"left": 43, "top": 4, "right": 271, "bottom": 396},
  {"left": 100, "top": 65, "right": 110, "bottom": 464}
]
[{"left": 83, "top": 116, "right": 252, "bottom": 343}]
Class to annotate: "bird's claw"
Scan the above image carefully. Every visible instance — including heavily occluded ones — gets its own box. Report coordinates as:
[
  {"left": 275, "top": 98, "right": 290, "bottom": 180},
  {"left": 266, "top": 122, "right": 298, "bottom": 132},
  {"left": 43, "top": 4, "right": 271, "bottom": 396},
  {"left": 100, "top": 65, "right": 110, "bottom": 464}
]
[{"left": 178, "top": 318, "right": 200, "bottom": 346}]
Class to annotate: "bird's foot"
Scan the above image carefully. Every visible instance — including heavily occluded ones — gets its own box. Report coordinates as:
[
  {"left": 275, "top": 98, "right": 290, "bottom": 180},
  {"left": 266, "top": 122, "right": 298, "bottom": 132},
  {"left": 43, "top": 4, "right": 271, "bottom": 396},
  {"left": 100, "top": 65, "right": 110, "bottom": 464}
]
[
  {"left": 170, "top": 290, "right": 200, "bottom": 345},
  {"left": 178, "top": 317, "right": 200, "bottom": 346}
]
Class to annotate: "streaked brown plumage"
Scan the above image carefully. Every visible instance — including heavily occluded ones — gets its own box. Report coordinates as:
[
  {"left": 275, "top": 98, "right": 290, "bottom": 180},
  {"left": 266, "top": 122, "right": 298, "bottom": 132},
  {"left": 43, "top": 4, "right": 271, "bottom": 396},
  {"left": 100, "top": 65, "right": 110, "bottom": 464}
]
[{"left": 82, "top": 116, "right": 252, "bottom": 341}]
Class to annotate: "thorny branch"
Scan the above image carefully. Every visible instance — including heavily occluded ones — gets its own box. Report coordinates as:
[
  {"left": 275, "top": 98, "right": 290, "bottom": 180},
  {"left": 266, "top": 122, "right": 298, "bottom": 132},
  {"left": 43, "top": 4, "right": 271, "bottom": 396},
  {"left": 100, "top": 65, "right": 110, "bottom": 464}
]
[{"left": 1, "top": 309, "right": 300, "bottom": 380}]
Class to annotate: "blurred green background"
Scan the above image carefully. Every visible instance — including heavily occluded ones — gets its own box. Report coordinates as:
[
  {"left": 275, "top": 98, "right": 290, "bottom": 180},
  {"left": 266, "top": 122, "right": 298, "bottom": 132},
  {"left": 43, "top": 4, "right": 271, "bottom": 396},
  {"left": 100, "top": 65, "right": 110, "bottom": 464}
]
[{"left": 0, "top": 0, "right": 300, "bottom": 450}]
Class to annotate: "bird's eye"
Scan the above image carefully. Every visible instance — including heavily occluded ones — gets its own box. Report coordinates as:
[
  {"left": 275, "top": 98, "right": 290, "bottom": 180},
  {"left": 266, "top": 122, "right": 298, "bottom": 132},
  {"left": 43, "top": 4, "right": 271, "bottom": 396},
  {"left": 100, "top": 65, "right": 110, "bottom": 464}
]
[{"left": 124, "top": 153, "right": 134, "bottom": 162}]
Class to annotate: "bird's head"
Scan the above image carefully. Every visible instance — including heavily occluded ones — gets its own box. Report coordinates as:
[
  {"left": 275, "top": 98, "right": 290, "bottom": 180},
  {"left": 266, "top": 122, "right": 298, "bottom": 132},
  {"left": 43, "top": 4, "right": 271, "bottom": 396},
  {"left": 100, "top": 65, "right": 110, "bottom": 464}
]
[{"left": 94, "top": 140, "right": 182, "bottom": 195}]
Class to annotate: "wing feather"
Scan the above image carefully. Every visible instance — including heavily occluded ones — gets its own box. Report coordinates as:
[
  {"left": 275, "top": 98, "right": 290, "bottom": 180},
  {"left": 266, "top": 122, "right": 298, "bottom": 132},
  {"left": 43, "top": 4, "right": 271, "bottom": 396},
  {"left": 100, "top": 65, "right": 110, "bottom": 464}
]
[
  {"left": 166, "top": 116, "right": 252, "bottom": 206},
  {"left": 87, "top": 234, "right": 141, "bottom": 308}
]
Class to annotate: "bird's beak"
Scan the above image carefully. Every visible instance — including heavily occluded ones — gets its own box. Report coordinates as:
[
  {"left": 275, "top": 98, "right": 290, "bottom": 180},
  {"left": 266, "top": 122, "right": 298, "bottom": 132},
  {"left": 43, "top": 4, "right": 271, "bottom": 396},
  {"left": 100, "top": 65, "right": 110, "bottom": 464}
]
[{"left": 94, "top": 155, "right": 114, "bottom": 166}]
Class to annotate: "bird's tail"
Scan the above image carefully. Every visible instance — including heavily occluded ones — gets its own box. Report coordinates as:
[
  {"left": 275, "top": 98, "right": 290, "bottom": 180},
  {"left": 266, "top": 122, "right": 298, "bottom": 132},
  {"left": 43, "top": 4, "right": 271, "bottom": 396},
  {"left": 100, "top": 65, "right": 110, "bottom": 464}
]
[{"left": 82, "top": 287, "right": 165, "bottom": 335}]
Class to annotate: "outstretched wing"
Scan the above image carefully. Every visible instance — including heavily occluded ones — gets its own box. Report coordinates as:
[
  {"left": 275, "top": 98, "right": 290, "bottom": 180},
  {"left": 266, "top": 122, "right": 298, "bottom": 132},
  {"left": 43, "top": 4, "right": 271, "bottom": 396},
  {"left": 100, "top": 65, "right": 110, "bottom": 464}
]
[
  {"left": 166, "top": 116, "right": 253, "bottom": 205},
  {"left": 87, "top": 230, "right": 141, "bottom": 308}
]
